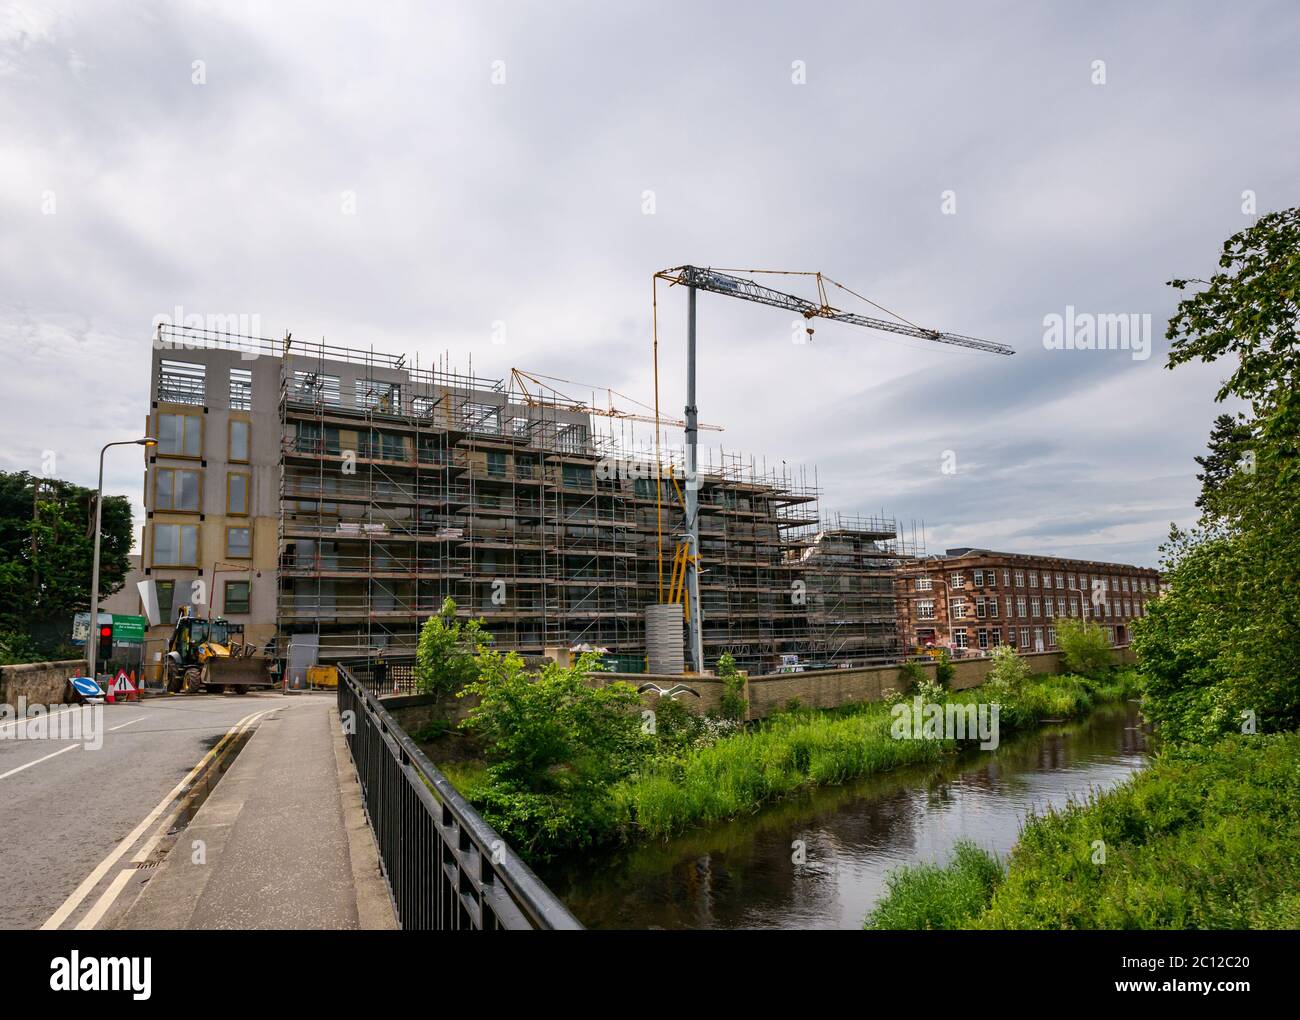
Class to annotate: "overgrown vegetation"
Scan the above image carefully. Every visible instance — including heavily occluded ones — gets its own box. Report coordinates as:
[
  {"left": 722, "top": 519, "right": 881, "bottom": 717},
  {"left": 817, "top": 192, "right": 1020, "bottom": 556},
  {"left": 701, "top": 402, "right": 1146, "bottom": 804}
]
[
  {"left": 716, "top": 652, "right": 747, "bottom": 722},
  {"left": 869, "top": 732, "right": 1300, "bottom": 929},
  {"left": 1055, "top": 618, "right": 1113, "bottom": 680},
  {"left": 414, "top": 597, "right": 490, "bottom": 696},
  {"left": 865, "top": 841, "right": 1003, "bottom": 930},
  {"left": 444, "top": 636, "right": 1136, "bottom": 859},
  {"left": 0, "top": 470, "right": 133, "bottom": 663},
  {"left": 1132, "top": 208, "right": 1300, "bottom": 744}
]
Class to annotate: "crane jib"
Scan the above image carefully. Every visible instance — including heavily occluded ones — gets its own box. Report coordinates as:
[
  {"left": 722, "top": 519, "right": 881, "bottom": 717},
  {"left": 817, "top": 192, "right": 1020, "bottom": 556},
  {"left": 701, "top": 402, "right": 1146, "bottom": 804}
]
[{"left": 665, "top": 265, "right": 1014, "bottom": 356}]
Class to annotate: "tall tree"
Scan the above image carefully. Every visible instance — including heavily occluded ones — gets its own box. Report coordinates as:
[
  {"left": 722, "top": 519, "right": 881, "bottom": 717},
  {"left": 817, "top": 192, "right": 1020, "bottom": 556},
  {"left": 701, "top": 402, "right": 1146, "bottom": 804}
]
[
  {"left": 0, "top": 470, "right": 133, "bottom": 654},
  {"left": 1192, "top": 412, "right": 1254, "bottom": 515},
  {"left": 1134, "top": 208, "right": 1300, "bottom": 743}
]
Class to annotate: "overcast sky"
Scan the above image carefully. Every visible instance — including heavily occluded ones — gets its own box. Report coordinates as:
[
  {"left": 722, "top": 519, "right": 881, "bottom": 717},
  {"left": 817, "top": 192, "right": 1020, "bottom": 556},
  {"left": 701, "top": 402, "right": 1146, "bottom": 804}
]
[{"left": 3, "top": 0, "right": 1296, "bottom": 569}]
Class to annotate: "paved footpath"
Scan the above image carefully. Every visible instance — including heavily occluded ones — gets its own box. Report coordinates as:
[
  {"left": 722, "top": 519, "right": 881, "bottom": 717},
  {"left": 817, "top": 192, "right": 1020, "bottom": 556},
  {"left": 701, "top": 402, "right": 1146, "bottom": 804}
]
[
  {"left": 0, "top": 694, "right": 277, "bottom": 930},
  {"left": 112, "top": 692, "right": 395, "bottom": 930}
]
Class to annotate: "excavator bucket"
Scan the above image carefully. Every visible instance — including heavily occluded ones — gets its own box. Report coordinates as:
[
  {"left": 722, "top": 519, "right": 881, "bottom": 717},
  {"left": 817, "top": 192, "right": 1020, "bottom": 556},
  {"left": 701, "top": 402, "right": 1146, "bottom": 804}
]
[{"left": 201, "top": 649, "right": 271, "bottom": 690}]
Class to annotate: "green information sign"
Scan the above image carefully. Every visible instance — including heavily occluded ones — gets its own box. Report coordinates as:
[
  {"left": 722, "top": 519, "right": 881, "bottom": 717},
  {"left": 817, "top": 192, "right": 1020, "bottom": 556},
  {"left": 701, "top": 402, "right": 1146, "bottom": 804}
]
[{"left": 111, "top": 614, "right": 147, "bottom": 643}]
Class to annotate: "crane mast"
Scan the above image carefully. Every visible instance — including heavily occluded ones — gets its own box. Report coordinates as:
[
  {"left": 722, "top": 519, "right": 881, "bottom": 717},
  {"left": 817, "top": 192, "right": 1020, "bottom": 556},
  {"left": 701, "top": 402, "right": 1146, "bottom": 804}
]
[{"left": 653, "top": 264, "right": 1015, "bottom": 675}]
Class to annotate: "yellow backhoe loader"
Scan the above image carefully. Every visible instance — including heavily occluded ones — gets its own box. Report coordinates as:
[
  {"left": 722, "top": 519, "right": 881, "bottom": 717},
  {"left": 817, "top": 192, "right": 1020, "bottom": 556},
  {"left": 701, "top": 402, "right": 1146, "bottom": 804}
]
[{"left": 163, "top": 606, "right": 271, "bottom": 694}]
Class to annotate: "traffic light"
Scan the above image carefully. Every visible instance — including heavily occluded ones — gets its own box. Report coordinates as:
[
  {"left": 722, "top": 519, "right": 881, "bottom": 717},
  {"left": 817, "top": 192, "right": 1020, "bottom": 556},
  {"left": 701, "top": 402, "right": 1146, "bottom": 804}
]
[{"left": 97, "top": 624, "right": 113, "bottom": 665}]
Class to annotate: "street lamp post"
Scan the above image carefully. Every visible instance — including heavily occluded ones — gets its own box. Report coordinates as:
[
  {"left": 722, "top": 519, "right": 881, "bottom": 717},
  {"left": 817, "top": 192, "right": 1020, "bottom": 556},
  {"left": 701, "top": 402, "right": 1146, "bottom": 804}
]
[{"left": 86, "top": 437, "right": 156, "bottom": 684}]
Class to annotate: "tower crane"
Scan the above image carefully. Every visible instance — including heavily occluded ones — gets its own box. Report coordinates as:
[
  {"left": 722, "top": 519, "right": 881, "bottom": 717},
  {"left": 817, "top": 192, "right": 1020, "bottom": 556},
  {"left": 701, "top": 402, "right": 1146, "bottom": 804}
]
[{"left": 652, "top": 265, "right": 1014, "bottom": 673}]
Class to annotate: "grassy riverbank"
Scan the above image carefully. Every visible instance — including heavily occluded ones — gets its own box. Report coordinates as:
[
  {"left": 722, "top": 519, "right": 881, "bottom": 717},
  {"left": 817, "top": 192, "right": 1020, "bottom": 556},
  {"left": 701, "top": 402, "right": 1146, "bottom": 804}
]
[
  {"left": 436, "top": 666, "right": 1140, "bottom": 857},
  {"left": 865, "top": 730, "right": 1300, "bottom": 929}
]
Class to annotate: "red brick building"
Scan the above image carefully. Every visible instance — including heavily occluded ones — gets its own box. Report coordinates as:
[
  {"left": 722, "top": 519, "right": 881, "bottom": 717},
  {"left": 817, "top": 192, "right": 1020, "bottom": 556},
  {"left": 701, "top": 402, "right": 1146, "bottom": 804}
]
[{"left": 897, "top": 547, "right": 1160, "bottom": 657}]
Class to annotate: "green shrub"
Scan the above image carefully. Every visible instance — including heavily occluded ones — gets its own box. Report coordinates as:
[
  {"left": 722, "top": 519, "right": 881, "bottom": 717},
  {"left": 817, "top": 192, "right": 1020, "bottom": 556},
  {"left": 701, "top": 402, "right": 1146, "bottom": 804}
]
[
  {"left": 458, "top": 649, "right": 645, "bottom": 858},
  {"left": 1055, "top": 617, "right": 1113, "bottom": 679},
  {"left": 414, "top": 597, "right": 490, "bottom": 696},
  {"left": 865, "top": 841, "right": 1003, "bottom": 930},
  {"left": 986, "top": 644, "right": 1030, "bottom": 695},
  {"left": 716, "top": 652, "right": 747, "bottom": 722},
  {"left": 896, "top": 660, "right": 928, "bottom": 692},
  {"left": 934, "top": 650, "right": 955, "bottom": 688}
]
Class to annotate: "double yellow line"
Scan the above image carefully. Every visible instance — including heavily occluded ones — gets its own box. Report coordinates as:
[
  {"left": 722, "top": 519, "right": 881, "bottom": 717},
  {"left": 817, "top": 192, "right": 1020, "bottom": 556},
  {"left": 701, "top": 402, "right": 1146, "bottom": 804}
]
[{"left": 42, "top": 709, "right": 272, "bottom": 931}]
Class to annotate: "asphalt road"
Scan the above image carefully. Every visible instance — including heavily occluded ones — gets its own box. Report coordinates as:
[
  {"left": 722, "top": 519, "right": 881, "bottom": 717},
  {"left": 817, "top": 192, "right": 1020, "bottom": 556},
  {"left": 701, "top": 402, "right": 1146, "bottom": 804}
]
[{"left": 0, "top": 693, "right": 286, "bottom": 930}]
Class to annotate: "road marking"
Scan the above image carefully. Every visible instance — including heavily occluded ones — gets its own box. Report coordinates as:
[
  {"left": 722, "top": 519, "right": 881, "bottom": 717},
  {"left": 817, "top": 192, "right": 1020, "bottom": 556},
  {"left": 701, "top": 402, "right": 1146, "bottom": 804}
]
[
  {"left": 40, "top": 710, "right": 265, "bottom": 931},
  {"left": 74, "top": 869, "right": 134, "bottom": 931},
  {"left": 0, "top": 743, "right": 79, "bottom": 781},
  {"left": 129, "top": 710, "right": 266, "bottom": 865},
  {"left": 109, "top": 715, "right": 150, "bottom": 732},
  {"left": 87, "top": 709, "right": 275, "bottom": 928}
]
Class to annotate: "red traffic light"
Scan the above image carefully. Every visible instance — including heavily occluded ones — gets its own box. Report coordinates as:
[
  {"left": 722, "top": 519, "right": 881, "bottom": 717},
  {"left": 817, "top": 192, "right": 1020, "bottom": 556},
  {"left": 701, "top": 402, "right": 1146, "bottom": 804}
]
[{"left": 99, "top": 625, "right": 113, "bottom": 637}]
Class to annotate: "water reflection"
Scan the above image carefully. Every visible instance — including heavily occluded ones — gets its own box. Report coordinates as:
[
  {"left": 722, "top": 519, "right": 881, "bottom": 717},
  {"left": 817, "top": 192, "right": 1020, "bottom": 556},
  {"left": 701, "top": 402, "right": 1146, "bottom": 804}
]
[{"left": 541, "top": 702, "right": 1150, "bottom": 929}]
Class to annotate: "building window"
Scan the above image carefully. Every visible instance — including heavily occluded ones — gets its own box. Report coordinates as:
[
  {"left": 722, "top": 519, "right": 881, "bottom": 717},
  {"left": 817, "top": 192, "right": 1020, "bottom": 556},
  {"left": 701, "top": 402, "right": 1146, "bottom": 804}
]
[
  {"left": 229, "top": 368, "right": 252, "bottom": 411},
  {"left": 1044, "top": 598, "right": 1054, "bottom": 618},
  {"left": 989, "top": 598, "right": 999, "bottom": 617},
  {"left": 951, "top": 573, "right": 964, "bottom": 589},
  {"left": 226, "top": 526, "right": 251, "bottom": 558},
  {"left": 155, "top": 467, "right": 200, "bottom": 512},
  {"left": 976, "top": 597, "right": 986, "bottom": 618},
  {"left": 158, "top": 412, "right": 202, "bottom": 458},
  {"left": 1021, "top": 627, "right": 1031, "bottom": 647},
  {"left": 1055, "top": 573, "right": 1063, "bottom": 589},
  {"left": 1047, "top": 627, "right": 1057, "bottom": 647},
  {"left": 1067, "top": 573, "right": 1076, "bottom": 589},
  {"left": 153, "top": 524, "right": 198, "bottom": 567},
  {"left": 977, "top": 629, "right": 989, "bottom": 650},
  {"left": 358, "top": 379, "right": 401, "bottom": 412},
  {"left": 1028, "top": 571, "right": 1038, "bottom": 587},
  {"left": 1014, "top": 571, "right": 1024, "bottom": 587},
  {"left": 228, "top": 471, "right": 250, "bottom": 515},
  {"left": 954, "top": 629, "right": 968, "bottom": 650},
  {"left": 917, "top": 600, "right": 935, "bottom": 620},
  {"left": 229, "top": 420, "right": 250, "bottom": 463},
  {"left": 1031, "top": 597, "right": 1041, "bottom": 616},
  {"left": 1005, "top": 596, "right": 1013, "bottom": 617},
  {"left": 224, "top": 580, "right": 250, "bottom": 615},
  {"left": 155, "top": 580, "right": 177, "bottom": 621},
  {"left": 915, "top": 577, "right": 933, "bottom": 591},
  {"left": 973, "top": 569, "right": 984, "bottom": 586},
  {"left": 487, "top": 451, "right": 507, "bottom": 478},
  {"left": 985, "top": 569, "right": 996, "bottom": 589},
  {"left": 1070, "top": 597, "right": 1079, "bottom": 617},
  {"left": 562, "top": 464, "right": 593, "bottom": 487},
  {"left": 1017, "top": 597, "right": 1027, "bottom": 618},
  {"left": 294, "top": 370, "right": 341, "bottom": 404},
  {"left": 952, "top": 597, "right": 966, "bottom": 619},
  {"left": 158, "top": 359, "right": 205, "bottom": 405},
  {"left": 990, "top": 628, "right": 1001, "bottom": 647},
  {"left": 461, "top": 400, "right": 500, "bottom": 433}
]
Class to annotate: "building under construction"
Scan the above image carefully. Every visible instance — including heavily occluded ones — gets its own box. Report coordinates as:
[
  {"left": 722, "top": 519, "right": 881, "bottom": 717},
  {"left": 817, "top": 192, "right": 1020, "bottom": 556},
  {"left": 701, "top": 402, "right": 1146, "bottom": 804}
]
[{"left": 140, "top": 326, "right": 904, "bottom": 676}]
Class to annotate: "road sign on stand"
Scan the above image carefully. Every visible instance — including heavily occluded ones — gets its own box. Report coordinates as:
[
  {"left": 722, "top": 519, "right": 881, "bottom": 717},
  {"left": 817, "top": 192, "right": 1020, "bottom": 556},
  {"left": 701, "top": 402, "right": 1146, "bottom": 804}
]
[{"left": 110, "top": 669, "right": 138, "bottom": 702}]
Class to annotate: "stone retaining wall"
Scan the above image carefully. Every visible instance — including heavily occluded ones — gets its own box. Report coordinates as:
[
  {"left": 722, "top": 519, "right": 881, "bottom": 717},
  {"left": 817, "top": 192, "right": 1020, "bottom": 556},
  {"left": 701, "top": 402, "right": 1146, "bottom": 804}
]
[{"left": 0, "top": 659, "right": 83, "bottom": 707}]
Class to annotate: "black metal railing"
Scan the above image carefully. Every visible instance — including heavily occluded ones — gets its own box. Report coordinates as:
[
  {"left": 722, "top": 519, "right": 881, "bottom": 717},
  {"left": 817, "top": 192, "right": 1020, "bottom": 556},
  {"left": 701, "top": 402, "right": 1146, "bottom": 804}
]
[{"left": 337, "top": 664, "right": 582, "bottom": 930}]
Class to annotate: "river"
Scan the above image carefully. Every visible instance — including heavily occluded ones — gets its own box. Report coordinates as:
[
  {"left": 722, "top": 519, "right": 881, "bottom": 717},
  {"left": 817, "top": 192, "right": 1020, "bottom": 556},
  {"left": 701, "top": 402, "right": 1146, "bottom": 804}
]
[{"left": 540, "top": 701, "right": 1151, "bottom": 929}]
